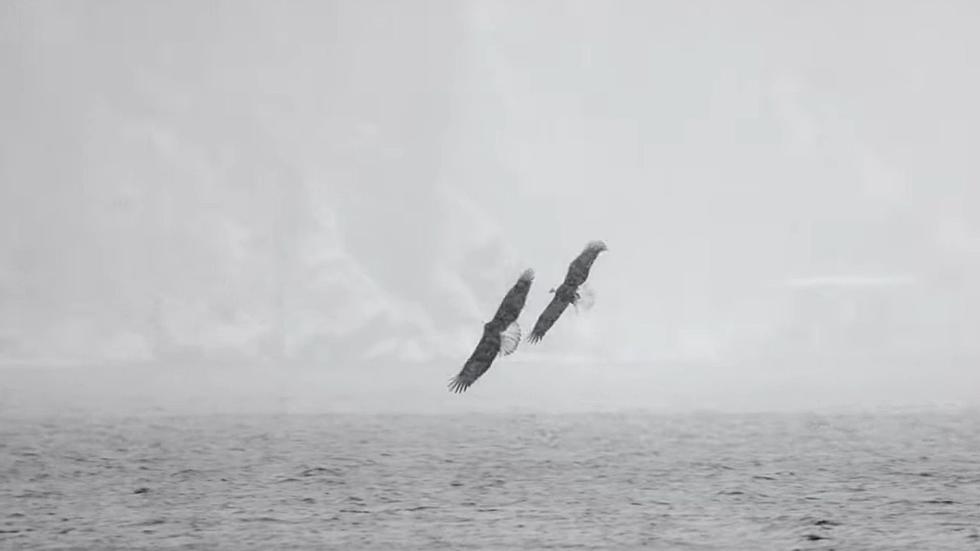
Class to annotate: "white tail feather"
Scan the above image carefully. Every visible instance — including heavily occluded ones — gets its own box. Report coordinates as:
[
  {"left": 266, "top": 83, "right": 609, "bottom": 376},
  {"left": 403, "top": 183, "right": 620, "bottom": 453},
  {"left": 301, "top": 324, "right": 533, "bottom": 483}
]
[
  {"left": 575, "top": 284, "right": 596, "bottom": 311},
  {"left": 498, "top": 321, "right": 521, "bottom": 356}
]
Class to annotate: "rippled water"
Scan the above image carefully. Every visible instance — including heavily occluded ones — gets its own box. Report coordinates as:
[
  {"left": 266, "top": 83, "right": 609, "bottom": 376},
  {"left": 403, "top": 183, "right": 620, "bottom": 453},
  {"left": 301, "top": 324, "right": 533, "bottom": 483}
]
[{"left": 2, "top": 411, "right": 979, "bottom": 549}]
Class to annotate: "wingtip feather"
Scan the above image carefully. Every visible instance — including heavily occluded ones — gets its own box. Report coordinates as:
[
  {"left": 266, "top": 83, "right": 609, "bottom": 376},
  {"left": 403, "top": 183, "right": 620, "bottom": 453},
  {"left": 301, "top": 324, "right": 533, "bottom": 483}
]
[
  {"left": 586, "top": 240, "right": 608, "bottom": 252},
  {"left": 448, "top": 375, "right": 469, "bottom": 393}
]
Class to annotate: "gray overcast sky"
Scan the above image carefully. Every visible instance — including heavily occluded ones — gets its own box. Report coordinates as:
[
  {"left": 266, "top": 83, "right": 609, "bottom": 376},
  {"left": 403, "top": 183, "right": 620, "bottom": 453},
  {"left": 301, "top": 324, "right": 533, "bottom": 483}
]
[{"left": 1, "top": 1, "right": 979, "bottom": 413}]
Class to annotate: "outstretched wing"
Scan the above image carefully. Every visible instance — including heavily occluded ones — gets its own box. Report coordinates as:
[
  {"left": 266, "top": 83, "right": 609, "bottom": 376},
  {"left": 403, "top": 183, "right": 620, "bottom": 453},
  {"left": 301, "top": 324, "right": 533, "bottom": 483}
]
[
  {"left": 527, "top": 294, "right": 571, "bottom": 344},
  {"left": 563, "top": 240, "right": 607, "bottom": 287},
  {"left": 449, "top": 329, "right": 501, "bottom": 393},
  {"left": 491, "top": 269, "right": 535, "bottom": 327},
  {"left": 449, "top": 270, "right": 534, "bottom": 393},
  {"left": 499, "top": 321, "right": 521, "bottom": 356}
]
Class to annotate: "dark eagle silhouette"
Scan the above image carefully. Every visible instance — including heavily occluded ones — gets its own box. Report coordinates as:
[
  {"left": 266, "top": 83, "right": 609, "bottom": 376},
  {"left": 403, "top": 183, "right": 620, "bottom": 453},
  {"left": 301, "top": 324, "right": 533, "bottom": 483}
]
[
  {"left": 449, "top": 269, "right": 535, "bottom": 393},
  {"left": 527, "top": 240, "right": 607, "bottom": 344}
]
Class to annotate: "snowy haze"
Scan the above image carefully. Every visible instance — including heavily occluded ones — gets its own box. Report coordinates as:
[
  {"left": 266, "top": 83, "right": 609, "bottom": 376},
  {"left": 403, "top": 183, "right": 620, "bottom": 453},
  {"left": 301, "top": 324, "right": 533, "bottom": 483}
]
[{"left": 2, "top": 1, "right": 979, "bottom": 415}]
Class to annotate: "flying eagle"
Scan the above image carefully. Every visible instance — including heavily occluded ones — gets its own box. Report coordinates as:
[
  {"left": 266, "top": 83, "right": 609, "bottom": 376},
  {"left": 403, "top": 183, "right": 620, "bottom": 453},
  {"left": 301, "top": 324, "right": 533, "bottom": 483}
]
[
  {"left": 449, "top": 269, "right": 535, "bottom": 393},
  {"left": 527, "top": 240, "right": 607, "bottom": 344}
]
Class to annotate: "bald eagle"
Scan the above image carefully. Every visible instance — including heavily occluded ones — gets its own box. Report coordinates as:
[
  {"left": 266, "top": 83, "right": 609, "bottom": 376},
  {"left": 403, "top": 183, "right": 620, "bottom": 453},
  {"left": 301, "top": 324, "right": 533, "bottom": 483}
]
[
  {"left": 449, "top": 269, "right": 535, "bottom": 393},
  {"left": 527, "top": 240, "right": 607, "bottom": 344}
]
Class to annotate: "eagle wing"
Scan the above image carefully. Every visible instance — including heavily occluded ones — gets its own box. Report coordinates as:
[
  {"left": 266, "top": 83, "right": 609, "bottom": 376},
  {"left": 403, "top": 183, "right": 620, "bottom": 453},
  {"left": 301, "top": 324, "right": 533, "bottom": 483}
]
[
  {"left": 527, "top": 293, "right": 571, "bottom": 344},
  {"left": 448, "top": 328, "right": 501, "bottom": 393},
  {"left": 448, "top": 269, "right": 535, "bottom": 393},
  {"left": 563, "top": 240, "right": 607, "bottom": 287},
  {"left": 491, "top": 269, "right": 534, "bottom": 327}
]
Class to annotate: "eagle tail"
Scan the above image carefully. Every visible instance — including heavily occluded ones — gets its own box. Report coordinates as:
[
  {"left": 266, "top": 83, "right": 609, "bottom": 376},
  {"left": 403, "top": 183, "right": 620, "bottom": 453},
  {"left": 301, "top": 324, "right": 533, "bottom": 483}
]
[
  {"left": 498, "top": 321, "right": 521, "bottom": 356},
  {"left": 574, "top": 284, "right": 596, "bottom": 312}
]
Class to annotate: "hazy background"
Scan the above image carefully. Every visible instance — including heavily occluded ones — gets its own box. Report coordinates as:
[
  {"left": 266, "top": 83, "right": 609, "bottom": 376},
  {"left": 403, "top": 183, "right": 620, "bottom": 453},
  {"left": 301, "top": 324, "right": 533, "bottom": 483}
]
[{"left": 2, "top": 0, "right": 978, "bottom": 415}]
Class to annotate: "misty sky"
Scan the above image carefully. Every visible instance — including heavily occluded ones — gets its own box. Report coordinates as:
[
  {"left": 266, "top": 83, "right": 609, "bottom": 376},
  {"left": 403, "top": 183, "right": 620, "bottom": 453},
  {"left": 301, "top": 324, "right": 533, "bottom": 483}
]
[{"left": 1, "top": 1, "right": 979, "bottom": 412}]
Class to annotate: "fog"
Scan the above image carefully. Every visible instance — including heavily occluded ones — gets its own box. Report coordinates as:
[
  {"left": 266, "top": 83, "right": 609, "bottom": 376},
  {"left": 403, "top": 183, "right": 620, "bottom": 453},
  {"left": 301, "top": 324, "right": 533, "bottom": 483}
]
[{"left": 2, "top": 1, "right": 979, "bottom": 415}]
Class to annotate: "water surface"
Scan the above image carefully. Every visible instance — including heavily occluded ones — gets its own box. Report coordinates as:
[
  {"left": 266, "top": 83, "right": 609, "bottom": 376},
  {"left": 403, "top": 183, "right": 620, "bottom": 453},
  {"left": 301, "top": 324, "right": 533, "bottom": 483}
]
[{"left": 2, "top": 411, "right": 979, "bottom": 549}]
